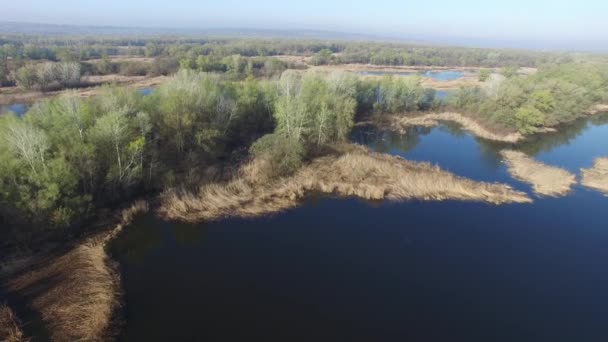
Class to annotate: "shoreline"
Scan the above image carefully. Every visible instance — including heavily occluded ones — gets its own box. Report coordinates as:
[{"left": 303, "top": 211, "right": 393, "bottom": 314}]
[{"left": 581, "top": 157, "right": 608, "bottom": 195}]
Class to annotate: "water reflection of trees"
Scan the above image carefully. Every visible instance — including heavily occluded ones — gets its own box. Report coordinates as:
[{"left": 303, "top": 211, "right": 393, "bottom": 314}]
[
  {"left": 109, "top": 216, "right": 163, "bottom": 264},
  {"left": 351, "top": 125, "right": 433, "bottom": 154},
  {"left": 514, "top": 112, "right": 608, "bottom": 156},
  {"left": 352, "top": 112, "right": 608, "bottom": 167}
]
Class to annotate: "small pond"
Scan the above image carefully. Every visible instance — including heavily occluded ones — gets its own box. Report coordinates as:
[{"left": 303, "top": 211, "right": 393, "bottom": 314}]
[
  {"left": 109, "top": 113, "right": 608, "bottom": 341},
  {"left": 0, "top": 103, "right": 28, "bottom": 117}
]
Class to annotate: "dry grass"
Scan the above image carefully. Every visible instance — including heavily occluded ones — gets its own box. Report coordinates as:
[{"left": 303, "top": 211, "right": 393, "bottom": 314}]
[
  {"left": 160, "top": 144, "right": 531, "bottom": 223},
  {"left": 0, "top": 305, "right": 28, "bottom": 342},
  {"left": 385, "top": 112, "right": 523, "bottom": 143},
  {"left": 581, "top": 157, "right": 608, "bottom": 195},
  {"left": 8, "top": 244, "right": 118, "bottom": 342},
  {"left": 4, "top": 200, "right": 149, "bottom": 342},
  {"left": 501, "top": 150, "right": 577, "bottom": 197}
]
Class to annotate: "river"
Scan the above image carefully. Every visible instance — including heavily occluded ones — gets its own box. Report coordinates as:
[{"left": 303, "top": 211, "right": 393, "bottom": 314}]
[{"left": 109, "top": 113, "right": 608, "bottom": 341}]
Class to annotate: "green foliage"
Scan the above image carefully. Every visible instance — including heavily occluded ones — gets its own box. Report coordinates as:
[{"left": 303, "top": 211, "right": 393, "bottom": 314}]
[
  {"left": 455, "top": 63, "right": 608, "bottom": 134},
  {"left": 311, "top": 49, "right": 334, "bottom": 66},
  {"left": 250, "top": 133, "right": 304, "bottom": 177},
  {"left": 478, "top": 69, "right": 491, "bottom": 82},
  {"left": 514, "top": 106, "right": 545, "bottom": 134}
]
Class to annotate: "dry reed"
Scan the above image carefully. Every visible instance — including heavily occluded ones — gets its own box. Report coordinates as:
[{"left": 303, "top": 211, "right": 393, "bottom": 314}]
[
  {"left": 580, "top": 157, "right": 608, "bottom": 195},
  {"left": 5, "top": 200, "right": 149, "bottom": 342},
  {"left": 160, "top": 144, "right": 531, "bottom": 223},
  {"left": 500, "top": 150, "right": 576, "bottom": 197},
  {"left": 0, "top": 305, "right": 28, "bottom": 342}
]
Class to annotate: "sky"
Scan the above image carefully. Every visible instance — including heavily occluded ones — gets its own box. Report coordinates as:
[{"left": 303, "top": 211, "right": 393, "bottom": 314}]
[{"left": 2, "top": 0, "right": 607, "bottom": 46}]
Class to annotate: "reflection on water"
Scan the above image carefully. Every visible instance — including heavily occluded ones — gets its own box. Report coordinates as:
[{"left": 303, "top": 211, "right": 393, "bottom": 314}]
[{"left": 111, "top": 113, "right": 608, "bottom": 342}]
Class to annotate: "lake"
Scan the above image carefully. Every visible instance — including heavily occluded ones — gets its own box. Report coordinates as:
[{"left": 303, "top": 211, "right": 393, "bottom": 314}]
[
  {"left": 110, "top": 113, "right": 608, "bottom": 341},
  {"left": 358, "top": 70, "right": 465, "bottom": 81}
]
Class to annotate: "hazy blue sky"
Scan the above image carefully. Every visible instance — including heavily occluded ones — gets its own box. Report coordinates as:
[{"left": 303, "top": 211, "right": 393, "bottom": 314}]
[{"left": 2, "top": 0, "right": 606, "bottom": 41}]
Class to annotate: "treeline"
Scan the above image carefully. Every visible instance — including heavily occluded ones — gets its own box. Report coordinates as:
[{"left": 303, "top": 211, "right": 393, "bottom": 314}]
[
  {"left": 451, "top": 63, "right": 608, "bottom": 133},
  {"left": 0, "top": 70, "right": 435, "bottom": 242},
  {"left": 14, "top": 61, "right": 82, "bottom": 91}
]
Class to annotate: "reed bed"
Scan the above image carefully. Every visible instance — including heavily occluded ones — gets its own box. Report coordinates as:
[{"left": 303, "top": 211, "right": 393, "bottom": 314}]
[
  {"left": 160, "top": 144, "right": 531, "bottom": 223},
  {"left": 0, "top": 305, "right": 28, "bottom": 342},
  {"left": 500, "top": 150, "right": 576, "bottom": 197},
  {"left": 581, "top": 157, "right": 608, "bottom": 195},
  {"left": 5, "top": 200, "right": 149, "bottom": 342}
]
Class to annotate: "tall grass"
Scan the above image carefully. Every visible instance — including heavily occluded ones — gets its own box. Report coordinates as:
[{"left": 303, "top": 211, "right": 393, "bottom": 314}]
[
  {"left": 160, "top": 144, "right": 531, "bottom": 222},
  {"left": 501, "top": 150, "right": 576, "bottom": 197},
  {"left": 581, "top": 157, "right": 608, "bottom": 195},
  {"left": 5, "top": 200, "right": 149, "bottom": 341},
  {"left": 0, "top": 305, "right": 28, "bottom": 342}
]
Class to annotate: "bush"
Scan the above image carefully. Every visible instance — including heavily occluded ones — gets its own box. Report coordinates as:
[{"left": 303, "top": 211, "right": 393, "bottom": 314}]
[
  {"left": 250, "top": 133, "right": 304, "bottom": 177},
  {"left": 119, "top": 61, "right": 150, "bottom": 76}
]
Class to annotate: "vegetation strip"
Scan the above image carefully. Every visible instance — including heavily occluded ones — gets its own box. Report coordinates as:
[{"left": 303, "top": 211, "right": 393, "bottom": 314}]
[
  {"left": 580, "top": 157, "right": 608, "bottom": 195},
  {"left": 500, "top": 150, "right": 576, "bottom": 197},
  {"left": 160, "top": 144, "right": 531, "bottom": 223}
]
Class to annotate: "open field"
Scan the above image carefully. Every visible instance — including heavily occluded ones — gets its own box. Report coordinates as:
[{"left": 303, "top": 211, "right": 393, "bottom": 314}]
[
  {"left": 160, "top": 144, "right": 531, "bottom": 223},
  {"left": 581, "top": 157, "right": 608, "bottom": 195},
  {"left": 500, "top": 150, "right": 577, "bottom": 197}
]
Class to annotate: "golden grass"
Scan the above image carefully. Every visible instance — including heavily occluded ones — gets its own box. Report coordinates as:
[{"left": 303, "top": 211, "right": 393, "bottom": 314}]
[
  {"left": 580, "top": 157, "right": 608, "bottom": 195},
  {"left": 8, "top": 243, "right": 118, "bottom": 342},
  {"left": 160, "top": 144, "right": 531, "bottom": 223},
  {"left": 386, "top": 112, "right": 523, "bottom": 143},
  {"left": 4, "top": 200, "right": 149, "bottom": 342},
  {"left": 500, "top": 150, "right": 576, "bottom": 197},
  {"left": 0, "top": 305, "right": 28, "bottom": 342}
]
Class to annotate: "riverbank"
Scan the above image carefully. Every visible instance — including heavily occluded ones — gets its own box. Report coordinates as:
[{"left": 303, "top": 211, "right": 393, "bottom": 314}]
[
  {"left": 500, "top": 150, "right": 576, "bottom": 197},
  {"left": 581, "top": 157, "right": 608, "bottom": 195},
  {"left": 160, "top": 144, "right": 530, "bottom": 223}
]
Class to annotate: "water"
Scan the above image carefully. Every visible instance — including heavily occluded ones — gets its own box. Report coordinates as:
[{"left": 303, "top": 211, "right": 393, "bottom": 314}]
[
  {"left": 0, "top": 103, "right": 28, "bottom": 117},
  {"left": 137, "top": 87, "right": 153, "bottom": 96},
  {"left": 110, "top": 114, "right": 608, "bottom": 342},
  {"left": 358, "top": 70, "right": 465, "bottom": 81}
]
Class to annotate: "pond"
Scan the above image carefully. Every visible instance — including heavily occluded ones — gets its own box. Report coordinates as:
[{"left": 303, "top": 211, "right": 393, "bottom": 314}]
[
  {"left": 110, "top": 114, "right": 608, "bottom": 341},
  {"left": 358, "top": 70, "right": 465, "bottom": 81},
  {"left": 0, "top": 103, "right": 28, "bottom": 117}
]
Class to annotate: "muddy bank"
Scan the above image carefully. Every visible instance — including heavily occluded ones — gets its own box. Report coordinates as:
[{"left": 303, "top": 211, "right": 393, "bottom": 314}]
[
  {"left": 500, "top": 150, "right": 576, "bottom": 197},
  {"left": 375, "top": 112, "right": 523, "bottom": 143},
  {"left": 160, "top": 144, "right": 531, "bottom": 223},
  {"left": 581, "top": 157, "right": 608, "bottom": 195}
]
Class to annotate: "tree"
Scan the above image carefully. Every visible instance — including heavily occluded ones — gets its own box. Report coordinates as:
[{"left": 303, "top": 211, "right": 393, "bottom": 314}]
[{"left": 479, "top": 69, "right": 491, "bottom": 82}]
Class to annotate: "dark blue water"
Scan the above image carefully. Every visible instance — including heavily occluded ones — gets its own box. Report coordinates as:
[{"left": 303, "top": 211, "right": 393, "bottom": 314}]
[
  {"left": 0, "top": 103, "right": 28, "bottom": 117},
  {"left": 358, "top": 70, "right": 465, "bottom": 81},
  {"left": 111, "top": 114, "right": 608, "bottom": 342}
]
